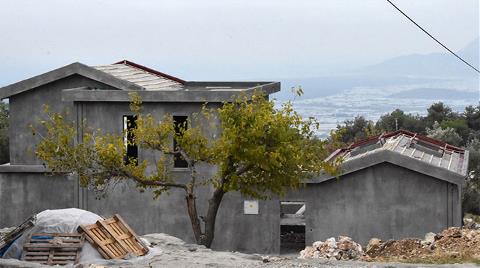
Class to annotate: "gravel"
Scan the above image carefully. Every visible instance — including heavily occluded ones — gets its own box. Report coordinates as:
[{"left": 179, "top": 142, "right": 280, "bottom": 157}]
[{"left": 0, "top": 233, "right": 479, "bottom": 268}]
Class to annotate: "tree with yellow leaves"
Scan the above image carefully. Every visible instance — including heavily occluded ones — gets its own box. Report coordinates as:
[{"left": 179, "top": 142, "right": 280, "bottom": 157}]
[{"left": 34, "top": 92, "right": 335, "bottom": 248}]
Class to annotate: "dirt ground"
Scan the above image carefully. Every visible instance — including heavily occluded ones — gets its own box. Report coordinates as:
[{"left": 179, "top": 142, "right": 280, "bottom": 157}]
[
  {"left": 363, "top": 227, "right": 480, "bottom": 264},
  {"left": 1, "top": 232, "right": 480, "bottom": 268}
]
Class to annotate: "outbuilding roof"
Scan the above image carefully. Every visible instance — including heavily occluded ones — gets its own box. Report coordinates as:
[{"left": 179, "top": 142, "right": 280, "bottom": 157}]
[{"left": 314, "top": 130, "right": 469, "bottom": 186}]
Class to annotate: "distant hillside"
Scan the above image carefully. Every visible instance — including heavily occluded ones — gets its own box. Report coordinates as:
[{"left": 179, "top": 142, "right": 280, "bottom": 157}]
[
  {"left": 389, "top": 88, "right": 478, "bottom": 100},
  {"left": 272, "top": 38, "right": 479, "bottom": 100},
  {"left": 272, "top": 74, "right": 447, "bottom": 100},
  {"left": 361, "top": 38, "right": 479, "bottom": 78}
]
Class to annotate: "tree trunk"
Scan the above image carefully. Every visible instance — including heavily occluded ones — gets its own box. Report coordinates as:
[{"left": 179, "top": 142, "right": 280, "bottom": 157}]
[
  {"left": 203, "top": 187, "right": 225, "bottom": 248},
  {"left": 184, "top": 187, "right": 225, "bottom": 248},
  {"left": 185, "top": 193, "right": 204, "bottom": 244}
]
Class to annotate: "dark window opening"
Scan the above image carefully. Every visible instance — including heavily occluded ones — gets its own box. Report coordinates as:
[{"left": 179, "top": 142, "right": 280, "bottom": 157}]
[
  {"left": 123, "top": 115, "right": 138, "bottom": 165},
  {"left": 280, "top": 201, "right": 305, "bottom": 254},
  {"left": 173, "top": 116, "right": 188, "bottom": 168}
]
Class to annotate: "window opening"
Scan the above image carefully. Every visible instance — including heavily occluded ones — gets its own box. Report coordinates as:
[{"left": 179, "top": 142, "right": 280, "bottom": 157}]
[
  {"left": 173, "top": 116, "right": 188, "bottom": 168},
  {"left": 123, "top": 115, "right": 138, "bottom": 165}
]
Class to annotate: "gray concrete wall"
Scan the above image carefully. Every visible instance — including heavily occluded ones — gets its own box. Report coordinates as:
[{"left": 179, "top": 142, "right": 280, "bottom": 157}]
[
  {"left": 9, "top": 75, "right": 116, "bottom": 165},
  {"left": 0, "top": 172, "right": 76, "bottom": 227},
  {"left": 297, "top": 162, "right": 461, "bottom": 246},
  {"left": 0, "top": 163, "right": 462, "bottom": 254}
]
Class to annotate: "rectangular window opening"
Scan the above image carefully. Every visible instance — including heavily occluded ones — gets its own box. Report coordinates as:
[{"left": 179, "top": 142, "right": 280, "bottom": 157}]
[
  {"left": 123, "top": 115, "right": 138, "bottom": 165},
  {"left": 173, "top": 116, "right": 188, "bottom": 168}
]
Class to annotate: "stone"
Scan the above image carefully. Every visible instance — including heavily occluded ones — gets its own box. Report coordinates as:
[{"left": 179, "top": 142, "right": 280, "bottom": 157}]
[
  {"left": 337, "top": 239, "right": 353, "bottom": 251},
  {"left": 443, "top": 227, "right": 462, "bottom": 238},
  {"left": 299, "top": 236, "right": 364, "bottom": 260},
  {"left": 366, "top": 238, "right": 382, "bottom": 252},
  {"left": 312, "top": 241, "right": 324, "bottom": 249},
  {"left": 299, "top": 246, "right": 316, "bottom": 259},
  {"left": 325, "top": 237, "right": 337, "bottom": 249},
  {"left": 337, "top": 235, "right": 352, "bottom": 242},
  {"left": 424, "top": 232, "right": 436, "bottom": 244},
  {"left": 421, "top": 232, "right": 436, "bottom": 246}
]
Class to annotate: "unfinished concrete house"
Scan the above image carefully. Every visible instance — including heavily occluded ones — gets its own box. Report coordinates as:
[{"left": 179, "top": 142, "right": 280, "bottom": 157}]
[{"left": 0, "top": 61, "right": 469, "bottom": 255}]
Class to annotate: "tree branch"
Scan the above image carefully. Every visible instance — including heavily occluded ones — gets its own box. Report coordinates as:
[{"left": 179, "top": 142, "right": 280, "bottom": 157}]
[{"left": 117, "top": 169, "right": 188, "bottom": 191}]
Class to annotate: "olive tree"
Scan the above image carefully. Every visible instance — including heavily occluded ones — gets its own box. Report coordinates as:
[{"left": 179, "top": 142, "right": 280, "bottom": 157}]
[{"left": 33, "top": 92, "right": 335, "bottom": 248}]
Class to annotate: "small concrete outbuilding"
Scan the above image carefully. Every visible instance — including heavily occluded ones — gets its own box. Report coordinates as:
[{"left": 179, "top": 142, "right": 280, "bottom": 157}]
[{"left": 294, "top": 130, "right": 468, "bottom": 247}]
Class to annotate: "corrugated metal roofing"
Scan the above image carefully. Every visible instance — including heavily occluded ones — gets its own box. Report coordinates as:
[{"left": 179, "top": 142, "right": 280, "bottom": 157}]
[
  {"left": 94, "top": 61, "right": 184, "bottom": 91},
  {"left": 328, "top": 130, "right": 468, "bottom": 176}
]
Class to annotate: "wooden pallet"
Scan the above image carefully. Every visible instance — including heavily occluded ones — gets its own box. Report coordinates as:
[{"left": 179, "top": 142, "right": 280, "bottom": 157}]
[
  {"left": 78, "top": 214, "right": 149, "bottom": 259},
  {"left": 0, "top": 215, "right": 35, "bottom": 255},
  {"left": 21, "top": 233, "right": 84, "bottom": 265}
]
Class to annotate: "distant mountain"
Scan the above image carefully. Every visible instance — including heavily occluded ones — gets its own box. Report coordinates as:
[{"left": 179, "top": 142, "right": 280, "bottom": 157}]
[
  {"left": 388, "top": 88, "right": 478, "bottom": 100},
  {"left": 360, "top": 38, "right": 479, "bottom": 78},
  {"left": 272, "top": 74, "right": 448, "bottom": 100},
  {"left": 272, "top": 38, "right": 479, "bottom": 101}
]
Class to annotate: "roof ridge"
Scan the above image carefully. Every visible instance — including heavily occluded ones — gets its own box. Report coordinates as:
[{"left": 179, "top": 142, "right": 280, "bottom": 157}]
[{"left": 113, "top": 60, "right": 186, "bottom": 84}]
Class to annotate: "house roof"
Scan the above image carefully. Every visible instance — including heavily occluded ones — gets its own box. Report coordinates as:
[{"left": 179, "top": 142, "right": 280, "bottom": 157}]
[
  {"left": 0, "top": 60, "right": 280, "bottom": 101},
  {"left": 313, "top": 130, "right": 469, "bottom": 186},
  {"left": 94, "top": 60, "right": 185, "bottom": 90}
]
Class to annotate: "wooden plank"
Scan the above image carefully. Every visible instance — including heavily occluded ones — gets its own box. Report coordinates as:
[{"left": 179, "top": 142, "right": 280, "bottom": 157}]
[
  {"left": 79, "top": 224, "right": 126, "bottom": 259},
  {"left": 24, "top": 243, "right": 83, "bottom": 248},
  {"left": 113, "top": 215, "right": 149, "bottom": 255},
  {"left": 22, "top": 233, "right": 84, "bottom": 266},
  {"left": 25, "top": 251, "right": 76, "bottom": 256},
  {"left": 47, "top": 249, "right": 54, "bottom": 266},
  {"left": 79, "top": 214, "right": 148, "bottom": 259},
  {"left": 51, "top": 256, "right": 76, "bottom": 260},
  {"left": 33, "top": 233, "right": 82, "bottom": 237},
  {"left": 81, "top": 232, "right": 110, "bottom": 259},
  {"left": 97, "top": 219, "right": 131, "bottom": 256}
]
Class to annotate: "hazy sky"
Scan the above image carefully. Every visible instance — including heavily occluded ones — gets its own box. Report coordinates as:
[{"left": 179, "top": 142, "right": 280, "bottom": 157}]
[{"left": 0, "top": 0, "right": 478, "bottom": 84}]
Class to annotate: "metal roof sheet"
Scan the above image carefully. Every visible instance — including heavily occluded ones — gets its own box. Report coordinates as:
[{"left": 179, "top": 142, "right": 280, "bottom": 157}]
[
  {"left": 327, "top": 130, "right": 468, "bottom": 177},
  {"left": 94, "top": 61, "right": 184, "bottom": 91}
]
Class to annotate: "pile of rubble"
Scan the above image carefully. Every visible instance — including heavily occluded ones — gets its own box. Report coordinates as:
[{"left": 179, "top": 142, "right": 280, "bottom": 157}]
[
  {"left": 299, "top": 218, "right": 480, "bottom": 264},
  {"left": 364, "top": 225, "right": 480, "bottom": 263},
  {"left": 299, "top": 236, "right": 363, "bottom": 260}
]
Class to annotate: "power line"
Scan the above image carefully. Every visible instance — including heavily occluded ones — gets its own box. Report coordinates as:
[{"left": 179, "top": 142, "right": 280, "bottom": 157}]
[{"left": 385, "top": 0, "right": 480, "bottom": 74}]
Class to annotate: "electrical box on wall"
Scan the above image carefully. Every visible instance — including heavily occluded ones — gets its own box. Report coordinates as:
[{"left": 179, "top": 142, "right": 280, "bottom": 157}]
[{"left": 244, "top": 200, "right": 259, "bottom": 215}]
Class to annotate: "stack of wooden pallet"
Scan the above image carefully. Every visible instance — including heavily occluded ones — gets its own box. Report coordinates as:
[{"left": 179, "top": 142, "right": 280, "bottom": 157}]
[
  {"left": 4, "top": 213, "right": 148, "bottom": 266},
  {"left": 78, "top": 214, "right": 149, "bottom": 259},
  {"left": 21, "top": 233, "right": 84, "bottom": 265}
]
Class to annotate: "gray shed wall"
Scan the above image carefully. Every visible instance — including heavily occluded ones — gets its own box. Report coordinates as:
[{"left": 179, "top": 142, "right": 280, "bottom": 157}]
[{"left": 297, "top": 163, "right": 461, "bottom": 246}]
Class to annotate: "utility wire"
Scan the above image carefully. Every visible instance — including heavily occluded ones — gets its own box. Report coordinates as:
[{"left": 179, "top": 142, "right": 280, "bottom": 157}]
[{"left": 385, "top": 0, "right": 480, "bottom": 74}]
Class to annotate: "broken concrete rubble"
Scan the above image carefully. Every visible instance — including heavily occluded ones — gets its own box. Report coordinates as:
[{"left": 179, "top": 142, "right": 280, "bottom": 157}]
[
  {"left": 299, "top": 236, "right": 363, "bottom": 260},
  {"left": 363, "top": 226, "right": 480, "bottom": 263},
  {"left": 299, "top": 220, "right": 480, "bottom": 264}
]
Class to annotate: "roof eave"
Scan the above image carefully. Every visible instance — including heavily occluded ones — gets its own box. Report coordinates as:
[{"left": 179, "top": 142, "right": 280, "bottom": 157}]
[
  {"left": 61, "top": 82, "right": 281, "bottom": 103},
  {"left": 310, "top": 149, "right": 466, "bottom": 186},
  {"left": 0, "top": 62, "right": 144, "bottom": 99}
]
